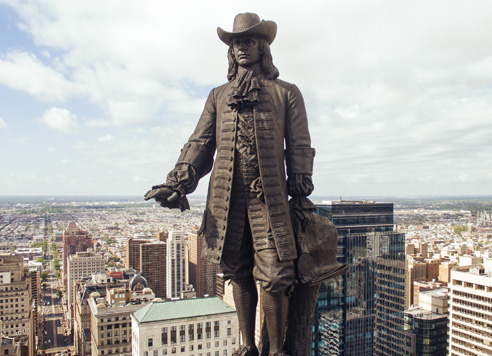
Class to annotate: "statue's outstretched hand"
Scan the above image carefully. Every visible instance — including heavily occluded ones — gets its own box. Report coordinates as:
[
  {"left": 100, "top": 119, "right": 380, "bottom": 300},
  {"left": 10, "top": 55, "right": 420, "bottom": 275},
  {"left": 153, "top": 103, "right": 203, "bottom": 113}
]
[{"left": 144, "top": 184, "right": 190, "bottom": 212}]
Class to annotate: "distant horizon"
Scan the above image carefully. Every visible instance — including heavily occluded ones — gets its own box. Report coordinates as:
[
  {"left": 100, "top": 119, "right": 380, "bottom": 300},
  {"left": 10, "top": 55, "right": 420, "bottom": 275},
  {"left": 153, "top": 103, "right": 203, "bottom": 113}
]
[{"left": 2, "top": 194, "right": 492, "bottom": 200}]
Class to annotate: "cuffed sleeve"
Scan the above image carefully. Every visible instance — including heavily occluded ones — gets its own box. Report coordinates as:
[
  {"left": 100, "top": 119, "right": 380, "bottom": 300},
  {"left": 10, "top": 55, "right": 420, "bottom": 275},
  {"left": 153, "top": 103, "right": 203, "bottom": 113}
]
[
  {"left": 287, "top": 173, "right": 314, "bottom": 197},
  {"left": 166, "top": 163, "right": 200, "bottom": 196},
  {"left": 285, "top": 147, "right": 315, "bottom": 175}
]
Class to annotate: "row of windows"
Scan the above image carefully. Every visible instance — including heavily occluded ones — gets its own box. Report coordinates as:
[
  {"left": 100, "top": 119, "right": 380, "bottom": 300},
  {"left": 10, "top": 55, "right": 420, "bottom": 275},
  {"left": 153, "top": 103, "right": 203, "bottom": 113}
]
[
  {"left": 453, "top": 290, "right": 492, "bottom": 304},
  {"left": 450, "top": 336, "right": 492, "bottom": 355},
  {"left": 452, "top": 296, "right": 492, "bottom": 313},
  {"left": 100, "top": 329, "right": 128, "bottom": 339},
  {"left": 452, "top": 320, "right": 492, "bottom": 340},
  {"left": 143, "top": 347, "right": 232, "bottom": 356},
  {"left": 100, "top": 346, "right": 128, "bottom": 355},
  {"left": 99, "top": 316, "right": 128, "bottom": 323},
  {"left": 453, "top": 306, "right": 492, "bottom": 322},
  {"left": 100, "top": 323, "right": 128, "bottom": 330},
  {"left": 453, "top": 312, "right": 492, "bottom": 330}
]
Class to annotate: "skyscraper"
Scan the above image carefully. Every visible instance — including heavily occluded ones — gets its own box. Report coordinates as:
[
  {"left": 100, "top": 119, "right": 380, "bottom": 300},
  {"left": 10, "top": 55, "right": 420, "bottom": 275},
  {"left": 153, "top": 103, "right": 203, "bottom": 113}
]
[
  {"left": 126, "top": 237, "right": 152, "bottom": 270},
  {"left": 62, "top": 222, "right": 92, "bottom": 285},
  {"left": 448, "top": 262, "right": 492, "bottom": 355},
  {"left": 140, "top": 241, "right": 167, "bottom": 298},
  {"left": 0, "top": 254, "right": 36, "bottom": 356},
  {"left": 166, "top": 231, "right": 187, "bottom": 299},
  {"left": 313, "top": 200, "right": 406, "bottom": 356},
  {"left": 187, "top": 232, "right": 219, "bottom": 298}
]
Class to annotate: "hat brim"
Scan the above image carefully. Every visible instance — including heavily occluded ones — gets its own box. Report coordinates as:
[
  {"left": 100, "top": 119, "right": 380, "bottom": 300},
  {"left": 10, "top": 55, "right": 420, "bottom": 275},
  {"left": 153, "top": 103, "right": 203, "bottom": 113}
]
[{"left": 217, "top": 20, "right": 277, "bottom": 46}]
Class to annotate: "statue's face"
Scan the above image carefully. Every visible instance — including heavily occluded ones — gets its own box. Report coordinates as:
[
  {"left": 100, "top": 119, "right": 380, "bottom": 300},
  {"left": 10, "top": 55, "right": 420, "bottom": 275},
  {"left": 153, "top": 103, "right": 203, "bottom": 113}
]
[{"left": 232, "top": 36, "right": 261, "bottom": 68}]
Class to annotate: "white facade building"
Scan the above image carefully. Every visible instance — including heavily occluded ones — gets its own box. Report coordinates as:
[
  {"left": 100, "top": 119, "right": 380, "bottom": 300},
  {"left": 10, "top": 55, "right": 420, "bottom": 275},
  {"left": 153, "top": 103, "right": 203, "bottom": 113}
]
[
  {"left": 67, "top": 251, "right": 105, "bottom": 313},
  {"left": 449, "top": 262, "right": 492, "bottom": 355},
  {"left": 166, "top": 231, "right": 187, "bottom": 299},
  {"left": 131, "top": 297, "right": 239, "bottom": 356}
]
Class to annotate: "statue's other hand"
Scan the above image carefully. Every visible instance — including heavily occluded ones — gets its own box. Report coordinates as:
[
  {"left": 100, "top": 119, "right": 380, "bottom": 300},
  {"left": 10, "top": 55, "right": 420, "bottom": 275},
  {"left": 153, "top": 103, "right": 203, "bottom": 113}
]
[{"left": 144, "top": 184, "right": 190, "bottom": 212}]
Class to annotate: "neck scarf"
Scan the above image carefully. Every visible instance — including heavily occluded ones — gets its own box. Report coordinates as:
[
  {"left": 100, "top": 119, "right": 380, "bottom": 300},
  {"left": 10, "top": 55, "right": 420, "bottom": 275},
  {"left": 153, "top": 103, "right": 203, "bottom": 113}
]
[{"left": 227, "top": 69, "right": 261, "bottom": 110}]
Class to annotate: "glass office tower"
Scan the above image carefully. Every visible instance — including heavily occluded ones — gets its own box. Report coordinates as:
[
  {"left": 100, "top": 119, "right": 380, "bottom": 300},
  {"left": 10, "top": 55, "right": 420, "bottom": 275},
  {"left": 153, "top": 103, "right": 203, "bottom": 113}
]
[{"left": 312, "top": 201, "right": 406, "bottom": 356}]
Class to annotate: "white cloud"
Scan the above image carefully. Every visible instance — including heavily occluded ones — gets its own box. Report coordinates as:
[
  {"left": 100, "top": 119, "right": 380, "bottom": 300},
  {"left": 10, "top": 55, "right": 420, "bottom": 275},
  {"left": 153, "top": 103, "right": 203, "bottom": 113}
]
[
  {"left": 97, "top": 135, "right": 114, "bottom": 142},
  {"left": 0, "top": 51, "right": 79, "bottom": 101},
  {"left": 0, "top": 117, "right": 7, "bottom": 129},
  {"left": 39, "top": 107, "right": 79, "bottom": 133},
  {"left": 60, "top": 159, "right": 71, "bottom": 164},
  {"left": 2, "top": 0, "right": 492, "bottom": 195}
]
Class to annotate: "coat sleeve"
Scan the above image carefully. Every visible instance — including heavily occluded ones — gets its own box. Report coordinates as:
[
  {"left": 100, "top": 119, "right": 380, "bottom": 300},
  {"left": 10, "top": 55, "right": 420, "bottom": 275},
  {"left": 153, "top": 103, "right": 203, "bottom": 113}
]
[
  {"left": 167, "top": 89, "right": 217, "bottom": 195},
  {"left": 284, "top": 84, "right": 315, "bottom": 176}
]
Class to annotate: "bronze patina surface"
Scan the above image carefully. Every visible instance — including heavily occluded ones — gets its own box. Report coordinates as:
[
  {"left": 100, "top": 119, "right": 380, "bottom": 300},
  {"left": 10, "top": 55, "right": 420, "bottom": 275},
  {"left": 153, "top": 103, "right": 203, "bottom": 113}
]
[{"left": 145, "top": 13, "right": 344, "bottom": 356}]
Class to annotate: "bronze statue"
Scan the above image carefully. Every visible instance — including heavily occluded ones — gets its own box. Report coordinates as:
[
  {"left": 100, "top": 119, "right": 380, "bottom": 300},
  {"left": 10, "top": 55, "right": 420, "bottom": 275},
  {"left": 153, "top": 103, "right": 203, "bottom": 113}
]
[{"left": 146, "top": 13, "right": 316, "bottom": 356}]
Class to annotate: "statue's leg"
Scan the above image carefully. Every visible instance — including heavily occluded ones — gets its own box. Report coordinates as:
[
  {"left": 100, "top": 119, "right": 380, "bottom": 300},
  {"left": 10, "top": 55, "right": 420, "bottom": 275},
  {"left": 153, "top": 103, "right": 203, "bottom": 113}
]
[
  {"left": 232, "top": 278, "right": 258, "bottom": 349},
  {"left": 262, "top": 290, "right": 289, "bottom": 355},
  {"left": 254, "top": 249, "right": 295, "bottom": 356}
]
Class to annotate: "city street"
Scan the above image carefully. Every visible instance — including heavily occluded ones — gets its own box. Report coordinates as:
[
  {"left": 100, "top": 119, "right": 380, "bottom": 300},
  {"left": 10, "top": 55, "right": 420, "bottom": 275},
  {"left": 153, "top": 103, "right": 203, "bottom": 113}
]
[{"left": 40, "top": 247, "right": 73, "bottom": 355}]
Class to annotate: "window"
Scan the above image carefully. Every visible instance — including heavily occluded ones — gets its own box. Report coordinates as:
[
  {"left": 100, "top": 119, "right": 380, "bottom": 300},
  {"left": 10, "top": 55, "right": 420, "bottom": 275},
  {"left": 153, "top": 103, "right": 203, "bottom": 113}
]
[
  {"left": 227, "top": 328, "right": 231, "bottom": 336},
  {"left": 162, "top": 327, "right": 168, "bottom": 345},
  {"left": 148, "top": 338, "right": 153, "bottom": 347},
  {"left": 162, "top": 350, "right": 167, "bottom": 355},
  {"left": 154, "top": 351, "right": 158, "bottom": 356},
  {"left": 171, "top": 326, "right": 177, "bottom": 344},
  {"left": 189, "top": 324, "right": 194, "bottom": 341}
]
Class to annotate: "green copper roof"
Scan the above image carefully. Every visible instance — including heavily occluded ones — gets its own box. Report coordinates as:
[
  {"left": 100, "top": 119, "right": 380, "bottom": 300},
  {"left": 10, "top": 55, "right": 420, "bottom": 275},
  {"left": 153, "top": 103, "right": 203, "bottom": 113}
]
[{"left": 133, "top": 297, "right": 236, "bottom": 323}]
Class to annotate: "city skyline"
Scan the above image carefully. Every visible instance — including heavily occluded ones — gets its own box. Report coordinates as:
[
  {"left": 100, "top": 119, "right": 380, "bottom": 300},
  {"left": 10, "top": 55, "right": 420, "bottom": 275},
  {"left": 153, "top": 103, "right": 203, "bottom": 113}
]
[{"left": 1, "top": 0, "right": 492, "bottom": 197}]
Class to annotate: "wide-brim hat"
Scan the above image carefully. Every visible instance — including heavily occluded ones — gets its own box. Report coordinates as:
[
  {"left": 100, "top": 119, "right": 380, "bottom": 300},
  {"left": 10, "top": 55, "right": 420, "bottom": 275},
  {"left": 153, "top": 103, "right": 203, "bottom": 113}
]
[{"left": 217, "top": 12, "right": 277, "bottom": 46}]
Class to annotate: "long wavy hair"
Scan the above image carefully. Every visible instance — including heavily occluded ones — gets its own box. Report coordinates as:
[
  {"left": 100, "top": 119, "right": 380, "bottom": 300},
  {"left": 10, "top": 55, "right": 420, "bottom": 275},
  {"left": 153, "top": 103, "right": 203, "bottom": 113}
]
[{"left": 227, "top": 38, "right": 280, "bottom": 82}]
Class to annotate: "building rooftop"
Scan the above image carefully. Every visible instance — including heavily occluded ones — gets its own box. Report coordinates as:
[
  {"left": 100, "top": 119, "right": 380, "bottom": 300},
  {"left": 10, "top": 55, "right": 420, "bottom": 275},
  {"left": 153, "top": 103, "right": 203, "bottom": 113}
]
[
  {"left": 405, "top": 307, "right": 446, "bottom": 320},
  {"left": 420, "top": 287, "right": 448, "bottom": 298},
  {"left": 133, "top": 297, "right": 236, "bottom": 323}
]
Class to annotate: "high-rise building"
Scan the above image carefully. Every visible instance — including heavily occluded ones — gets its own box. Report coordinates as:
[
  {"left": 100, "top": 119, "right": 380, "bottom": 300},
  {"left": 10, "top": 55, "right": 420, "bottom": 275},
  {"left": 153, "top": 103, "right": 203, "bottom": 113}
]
[
  {"left": 63, "top": 222, "right": 92, "bottom": 285},
  {"left": 166, "top": 231, "right": 187, "bottom": 299},
  {"left": 448, "top": 262, "right": 492, "bottom": 355},
  {"left": 67, "top": 251, "right": 106, "bottom": 327},
  {"left": 0, "top": 254, "right": 36, "bottom": 356},
  {"left": 126, "top": 238, "right": 153, "bottom": 270},
  {"left": 187, "top": 232, "right": 219, "bottom": 298},
  {"left": 313, "top": 200, "right": 406, "bottom": 356},
  {"left": 140, "top": 241, "right": 167, "bottom": 298},
  {"left": 438, "top": 261, "right": 457, "bottom": 286}
]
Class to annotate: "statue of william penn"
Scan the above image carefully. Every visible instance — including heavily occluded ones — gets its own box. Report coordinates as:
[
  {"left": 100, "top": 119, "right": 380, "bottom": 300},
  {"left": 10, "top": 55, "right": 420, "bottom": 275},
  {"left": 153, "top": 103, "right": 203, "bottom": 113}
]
[{"left": 146, "top": 12, "right": 315, "bottom": 356}]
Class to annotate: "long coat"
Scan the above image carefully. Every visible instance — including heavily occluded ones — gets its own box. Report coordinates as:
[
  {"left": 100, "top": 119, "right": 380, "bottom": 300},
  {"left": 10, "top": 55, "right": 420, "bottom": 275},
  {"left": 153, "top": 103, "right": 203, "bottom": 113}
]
[{"left": 176, "top": 74, "right": 315, "bottom": 264}]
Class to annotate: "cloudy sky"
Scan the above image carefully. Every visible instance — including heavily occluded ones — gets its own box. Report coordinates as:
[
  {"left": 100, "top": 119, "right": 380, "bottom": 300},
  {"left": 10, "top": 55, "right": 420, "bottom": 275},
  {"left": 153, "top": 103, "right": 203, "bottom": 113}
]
[{"left": 1, "top": 0, "right": 491, "bottom": 198}]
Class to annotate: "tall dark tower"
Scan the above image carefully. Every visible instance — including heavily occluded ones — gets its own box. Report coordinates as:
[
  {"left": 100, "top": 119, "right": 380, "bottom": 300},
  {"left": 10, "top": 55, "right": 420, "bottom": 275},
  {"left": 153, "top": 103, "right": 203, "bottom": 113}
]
[{"left": 312, "top": 200, "right": 406, "bottom": 356}]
